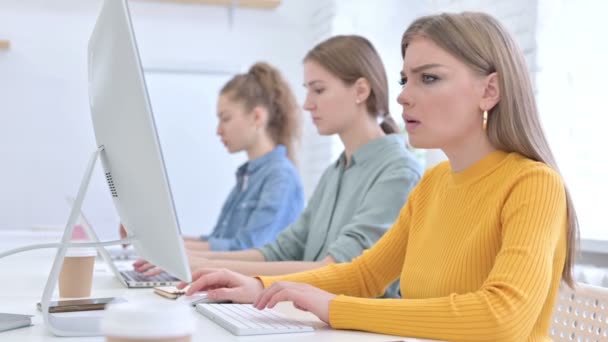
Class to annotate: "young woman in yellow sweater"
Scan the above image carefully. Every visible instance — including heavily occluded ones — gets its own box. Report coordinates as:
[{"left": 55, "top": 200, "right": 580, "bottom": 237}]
[{"left": 179, "top": 12, "right": 579, "bottom": 341}]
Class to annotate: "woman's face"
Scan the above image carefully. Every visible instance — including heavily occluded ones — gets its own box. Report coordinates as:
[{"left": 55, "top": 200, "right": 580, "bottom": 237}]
[
  {"left": 397, "top": 36, "right": 488, "bottom": 149},
  {"left": 302, "top": 60, "right": 360, "bottom": 135},
  {"left": 216, "top": 94, "right": 257, "bottom": 153}
]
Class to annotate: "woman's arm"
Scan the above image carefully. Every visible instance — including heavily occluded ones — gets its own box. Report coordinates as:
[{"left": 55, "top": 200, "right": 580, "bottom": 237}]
[
  {"left": 259, "top": 200, "right": 413, "bottom": 297},
  {"left": 260, "top": 167, "right": 568, "bottom": 341},
  {"left": 184, "top": 239, "right": 209, "bottom": 251},
  {"left": 191, "top": 255, "right": 336, "bottom": 276},
  {"left": 257, "top": 166, "right": 422, "bottom": 298},
  {"left": 189, "top": 248, "right": 266, "bottom": 261},
  {"left": 135, "top": 248, "right": 265, "bottom": 274},
  {"left": 194, "top": 165, "right": 418, "bottom": 285}
]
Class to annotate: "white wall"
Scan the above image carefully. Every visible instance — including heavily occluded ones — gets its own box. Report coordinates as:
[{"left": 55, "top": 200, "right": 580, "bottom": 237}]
[
  {"left": 293, "top": 0, "right": 337, "bottom": 203},
  {"left": 536, "top": 0, "right": 608, "bottom": 241},
  {"left": 0, "top": 0, "right": 323, "bottom": 238},
  {"left": 0, "top": 2, "right": 101, "bottom": 233}
]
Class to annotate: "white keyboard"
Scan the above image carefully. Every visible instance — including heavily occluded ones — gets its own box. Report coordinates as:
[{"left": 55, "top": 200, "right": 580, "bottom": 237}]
[{"left": 195, "top": 303, "right": 314, "bottom": 336}]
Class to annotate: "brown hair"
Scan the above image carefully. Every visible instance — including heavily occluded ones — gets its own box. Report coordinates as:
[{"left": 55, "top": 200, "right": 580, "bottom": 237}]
[
  {"left": 304, "top": 35, "right": 399, "bottom": 134},
  {"left": 402, "top": 12, "right": 579, "bottom": 287},
  {"left": 220, "top": 62, "right": 301, "bottom": 163}
]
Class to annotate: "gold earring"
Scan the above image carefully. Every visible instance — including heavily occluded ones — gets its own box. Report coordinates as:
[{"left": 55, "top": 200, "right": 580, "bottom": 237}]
[{"left": 482, "top": 110, "right": 488, "bottom": 131}]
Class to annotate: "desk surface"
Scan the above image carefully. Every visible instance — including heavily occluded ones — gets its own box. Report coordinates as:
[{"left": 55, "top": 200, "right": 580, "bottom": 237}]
[{"left": 0, "top": 230, "right": 437, "bottom": 341}]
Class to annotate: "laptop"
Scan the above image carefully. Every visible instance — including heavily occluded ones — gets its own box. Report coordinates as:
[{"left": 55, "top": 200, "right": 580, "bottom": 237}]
[{"left": 66, "top": 197, "right": 181, "bottom": 288}]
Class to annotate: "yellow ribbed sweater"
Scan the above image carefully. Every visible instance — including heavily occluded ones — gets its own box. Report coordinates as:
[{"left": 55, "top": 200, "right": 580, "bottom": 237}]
[{"left": 260, "top": 151, "right": 568, "bottom": 342}]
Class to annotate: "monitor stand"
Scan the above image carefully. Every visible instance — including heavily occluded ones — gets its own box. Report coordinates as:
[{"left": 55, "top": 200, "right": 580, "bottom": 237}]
[{"left": 40, "top": 146, "right": 133, "bottom": 336}]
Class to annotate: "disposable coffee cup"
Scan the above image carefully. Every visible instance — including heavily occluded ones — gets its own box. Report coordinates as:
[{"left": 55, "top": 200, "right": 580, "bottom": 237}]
[
  {"left": 58, "top": 248, "right": 97, "bottom": 298},
  {"left": 101, "top": 300, "right": 194, "bottom": 342}
]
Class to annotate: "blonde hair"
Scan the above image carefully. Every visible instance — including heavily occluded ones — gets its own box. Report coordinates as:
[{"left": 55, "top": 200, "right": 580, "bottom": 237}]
[
  {"left": 402, "top": 12, "right": 578, "bottom": 287},
  {"left": 304, "top": 35, "right": 399, "bottom": 134},
  {"left": 221, "top": 62, "right": 301, "bottom": 164}
]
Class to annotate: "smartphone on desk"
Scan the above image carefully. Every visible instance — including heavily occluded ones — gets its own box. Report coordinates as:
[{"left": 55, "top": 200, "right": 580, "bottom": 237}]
[
  {"left": 36, "top": 297, "right": 126, "bottom": 313},
  {"left": 154, "top": 286, "right": 231, "bottom": 306},
  {"left": 153, "top": 286, "right": 186, "bottom": 300}
]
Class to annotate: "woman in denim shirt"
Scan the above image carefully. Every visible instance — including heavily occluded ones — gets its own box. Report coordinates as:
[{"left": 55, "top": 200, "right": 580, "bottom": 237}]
[
  {"left": 137, "top": 37, "right": 421, "bottom": 298},
  {"left": 124, "top": 63, "right": 304, "bottom": 251},
  {"left": 188, "top": 63, "right": 305, "bottom": 251}
]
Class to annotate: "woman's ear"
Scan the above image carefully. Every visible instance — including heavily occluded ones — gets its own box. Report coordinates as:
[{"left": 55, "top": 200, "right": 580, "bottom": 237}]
[
  {"left": 251, "top": 106, "right": 269, "bottom": 130},
  {"left": 480, "top": 72, "right": 500, "bottom": 111},
  {"left": 354, "top": 77, "right": 372, "bottom": 104}
]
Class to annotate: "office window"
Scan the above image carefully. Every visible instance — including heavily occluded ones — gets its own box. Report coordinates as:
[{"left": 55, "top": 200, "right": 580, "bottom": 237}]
[{"left": 537, "top": 0, "right": 608, "bottom": 241}]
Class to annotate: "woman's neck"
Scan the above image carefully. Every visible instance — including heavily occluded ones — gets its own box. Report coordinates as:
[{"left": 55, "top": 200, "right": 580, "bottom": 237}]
[
  {"left": 443, "top": 131, "right": 497, "bottom": 172},
  {"left": 339, "top": 115, "right": 385, "bottom": 166},
  {"left": 246, "top": 133, "right": 276, "bottom": 161}
]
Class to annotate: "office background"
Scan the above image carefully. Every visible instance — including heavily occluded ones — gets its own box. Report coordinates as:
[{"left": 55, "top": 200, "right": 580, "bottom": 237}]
[{"left": 0, "top": 0, "right": 606, "bottom": 281}]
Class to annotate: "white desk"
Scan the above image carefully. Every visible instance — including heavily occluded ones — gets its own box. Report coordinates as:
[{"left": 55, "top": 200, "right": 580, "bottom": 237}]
[{"left": 0, "top": 230, "right": 436, "bottom": 341}]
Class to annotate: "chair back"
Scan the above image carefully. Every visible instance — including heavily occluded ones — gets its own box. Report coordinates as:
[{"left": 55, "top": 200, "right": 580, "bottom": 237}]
[{"left": 550, "top": 283, "right": 608, "bottom": 341}]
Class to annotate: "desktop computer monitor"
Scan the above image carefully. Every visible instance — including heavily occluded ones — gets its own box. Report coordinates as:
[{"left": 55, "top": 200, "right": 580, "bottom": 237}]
[{"left": 87, "top": 0, "right": 191, "bottom": 282}]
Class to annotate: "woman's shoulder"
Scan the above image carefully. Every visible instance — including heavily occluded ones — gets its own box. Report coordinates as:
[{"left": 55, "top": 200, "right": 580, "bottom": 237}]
[
  {"left": 375, "top": 134, "right": 423, "bottom": 175},
  {"left": 504, "top": 152, "right": 564, "bottom": 187},
  {"left": 421, "top": 159, "right": 451, "bottom": 181},
  {"left": 421, "top": 151, "right": 563, "bottom": 181},
  {"left": 263, "top": 158, "right": 302, "bottom": 181}
]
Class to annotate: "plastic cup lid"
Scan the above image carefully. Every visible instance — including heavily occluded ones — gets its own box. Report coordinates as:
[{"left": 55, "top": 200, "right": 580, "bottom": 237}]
[
  {"left": 101, "top": 300, "right": 195, "bottom": 338},
  {"left": 64, "top": 247, "right": 98, "bottom": 257}
]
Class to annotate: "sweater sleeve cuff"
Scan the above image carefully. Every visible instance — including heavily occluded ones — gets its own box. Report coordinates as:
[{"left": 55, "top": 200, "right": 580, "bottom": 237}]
[
  {"left": 255, "top": 275, "right": 282, "bottom": 289},
  {"left": 329, "top": 295, "right": 386, "bottom": 330},
  {"left": 328, "top": 295, "right": 351, "bottom": 329}
]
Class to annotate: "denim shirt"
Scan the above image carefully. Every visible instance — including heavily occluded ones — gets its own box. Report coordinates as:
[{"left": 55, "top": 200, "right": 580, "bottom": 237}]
[{"left": 202, "top": 145, "right": 304, "bottom": 251}]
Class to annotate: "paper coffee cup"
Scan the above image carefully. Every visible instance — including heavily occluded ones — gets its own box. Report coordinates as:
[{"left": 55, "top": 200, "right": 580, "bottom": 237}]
[
  {"left": 58, "top": 248, "right": 97, "bottom": 298},
  {"left": 102, "top": 300, "right": 194, "bottom": 342}
]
